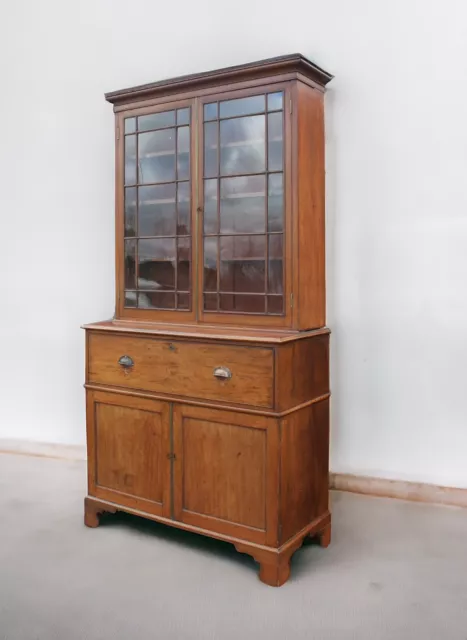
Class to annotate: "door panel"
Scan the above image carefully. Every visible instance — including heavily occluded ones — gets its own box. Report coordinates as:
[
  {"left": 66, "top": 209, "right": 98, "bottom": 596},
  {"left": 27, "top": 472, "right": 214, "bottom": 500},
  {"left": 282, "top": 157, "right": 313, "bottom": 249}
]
[
  {"left": 87, "top": 390, "right": 171, "bottom": 517},
  {"left": 173, "top": 405, "right": 279, "bottom": 545}
]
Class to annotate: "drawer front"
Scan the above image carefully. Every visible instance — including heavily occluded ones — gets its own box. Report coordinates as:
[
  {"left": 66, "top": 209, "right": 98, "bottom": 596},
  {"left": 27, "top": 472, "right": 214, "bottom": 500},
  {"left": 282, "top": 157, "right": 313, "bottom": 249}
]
[{"left": 87, "top": 333, "right": 274, "bottom": 408}]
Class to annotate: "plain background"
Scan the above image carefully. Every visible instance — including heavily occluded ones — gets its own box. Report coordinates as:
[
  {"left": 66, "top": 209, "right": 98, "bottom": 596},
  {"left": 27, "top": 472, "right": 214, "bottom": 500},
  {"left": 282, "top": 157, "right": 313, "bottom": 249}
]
[{"left": 0, "top": 0, "right": 466, "bottom": 487}]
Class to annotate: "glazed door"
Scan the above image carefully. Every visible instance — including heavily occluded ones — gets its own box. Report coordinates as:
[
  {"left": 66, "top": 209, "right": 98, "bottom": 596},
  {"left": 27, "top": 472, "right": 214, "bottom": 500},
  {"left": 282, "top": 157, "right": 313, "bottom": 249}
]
[
  {"left": 87, "top": 390, "right": 171, "bottom": 517},
  {"left": 118, "top": 100, "right": 196, "bottom": 322},
  {"left": 198, "top": 85, "right": 291, "bottom": 327},
  {"left": 172, "top": 404, "right": 280, "bottom": 545}
]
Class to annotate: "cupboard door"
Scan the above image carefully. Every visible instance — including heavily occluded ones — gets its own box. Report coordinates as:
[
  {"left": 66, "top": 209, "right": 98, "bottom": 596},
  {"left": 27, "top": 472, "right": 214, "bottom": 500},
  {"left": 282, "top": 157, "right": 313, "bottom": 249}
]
[
  {"left": 87, "top": 390, "right": 171, "bottom": 517},
  {"left": 200, "top": 86, "right": 290, "bottom": 326},
  {"left": 119, "top": 101, "right": 196, "bottom": 322},
  {"left": 172, "top": 405, "right": 279, "bottom": 545}
]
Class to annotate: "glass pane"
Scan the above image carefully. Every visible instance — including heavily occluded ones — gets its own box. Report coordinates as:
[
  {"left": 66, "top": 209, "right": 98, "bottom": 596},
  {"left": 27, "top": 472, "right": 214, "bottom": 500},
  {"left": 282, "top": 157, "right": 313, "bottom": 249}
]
[
  {"left": 203, "top": 237, "right": 218, "bottom": 292},
  {"left": 220, "top": 115, "right": 265, "bottom": 175},
  {"left": 204, "top": 103, "right": 218, "bottom": 121},
  {"left": 124, "top": 239, "right": 136, "bottom": 288},
  {"left": 177, "top": 126, "right": 190, "bottom": 181},
  {"left": 177, "top": 108, "right": 190, "bottom": 125},
  {"left": 268, "top": 112, "right": 283, "bottom": 172},
  {"left": 124, "top": 117, "right": 136, "bottom": 134},
  {"left": 204, "top": 122, "right": 218, "bottom": 178},
  {"left": 220, "top": 176, "right": 265, "bottom": 234},
  {"left": 124, "top": 291, "right": 137, "bottom": 308},
  {"left": 268, "top": 235, "right": 283, "bottom": 294},
  {"left": 124, "top": 135, "right": 136, "bottom": 185},
  {"left": 177, "top": 293, "right": 190, "bottom": 309},
  {"left": 138, "top": 291, "right": 175, "bottom": 309},
  {"left": 204, "top": 293, "right": 218, "bottom": 311},
  {"left": 203, "top": 179, "right": 218, "bottom": 234},
  {"left": 138, "top": 184, "right": 176, "bottom": 237},
  {"left": 268, "top": 174, "right": 283, "bottom": 232},
  {"left": 138, "top": 111, "right": 175, "bottom": 131},
  {"left": 220, "top": 235, "right": 265, "bottom": 293},
  {"left": 219, "top": 294, "right": 265, "bottom": 313},
  {"left": 124, "top": 187, "right": 137, "bottom": 237},
  {"left": 219, "top": 95, "right": 265, "bottom": 118},
  {"left": 138, "top": 129, "right": 176, "bottom": 184},
  {"left": 177, "top": 181, "right": 190, "bottom": 235},
  {"left": 267, "top": 92, "right": 283, "bottom": 111},
  {"left": 138, "top": 238, "right": 175, "bottom": 290},
  {"left": 268, "top": 233, "right": 283, "bottom": 258},
  {"left": 177, "top": 237, "right": 190, "bottom": 290},
  {"left": 267, "top": 295, "right": 283, "bottom": 314}
]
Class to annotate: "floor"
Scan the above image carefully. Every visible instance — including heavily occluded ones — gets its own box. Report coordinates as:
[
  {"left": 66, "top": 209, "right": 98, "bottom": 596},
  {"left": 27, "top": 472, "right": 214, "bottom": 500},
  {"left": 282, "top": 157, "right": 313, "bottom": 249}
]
[{"left": 1, "top": 454, "right": 467, "bottom": 640}]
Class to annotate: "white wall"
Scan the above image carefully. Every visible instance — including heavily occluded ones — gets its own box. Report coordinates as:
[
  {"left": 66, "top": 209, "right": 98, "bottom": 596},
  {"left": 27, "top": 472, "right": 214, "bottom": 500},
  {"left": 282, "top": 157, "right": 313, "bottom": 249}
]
[{"left": 1, "top": 0, "right": 466, "bottom": 487}]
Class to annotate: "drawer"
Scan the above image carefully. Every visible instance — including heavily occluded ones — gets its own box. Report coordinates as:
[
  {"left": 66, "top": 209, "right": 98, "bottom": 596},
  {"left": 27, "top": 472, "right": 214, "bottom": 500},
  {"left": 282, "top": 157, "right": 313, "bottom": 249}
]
[{"left": 87, "top": 332, "right": 274, "bottom": 408}]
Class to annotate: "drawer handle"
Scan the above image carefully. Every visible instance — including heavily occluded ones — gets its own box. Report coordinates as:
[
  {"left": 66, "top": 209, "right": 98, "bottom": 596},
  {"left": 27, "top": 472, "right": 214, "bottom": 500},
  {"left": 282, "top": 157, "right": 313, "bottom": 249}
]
[
  {"left": 118, "top": 355, "right": 134, "bottom": 368},
  {"left": 213, "top": 366, "right": 232, "bottom": 380}
]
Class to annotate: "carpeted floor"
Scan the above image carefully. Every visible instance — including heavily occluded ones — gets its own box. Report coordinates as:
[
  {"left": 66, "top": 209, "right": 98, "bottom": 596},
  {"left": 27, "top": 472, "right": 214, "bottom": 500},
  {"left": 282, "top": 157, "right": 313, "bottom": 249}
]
[{"left": 1, "top": 452, "right": 467, "bottom": 639}]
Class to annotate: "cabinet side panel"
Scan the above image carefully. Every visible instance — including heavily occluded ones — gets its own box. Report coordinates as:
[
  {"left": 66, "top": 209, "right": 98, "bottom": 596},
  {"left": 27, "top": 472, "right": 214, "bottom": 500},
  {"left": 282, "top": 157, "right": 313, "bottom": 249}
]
[
  {"left": 296, "top": 83, "right": 325, "bottom": 330},
  {"left": 276, "top": 334, "right": 330, "bottom": 411},
  {"left": 279, "top": 399, "right": 329, "bottom": 543}
]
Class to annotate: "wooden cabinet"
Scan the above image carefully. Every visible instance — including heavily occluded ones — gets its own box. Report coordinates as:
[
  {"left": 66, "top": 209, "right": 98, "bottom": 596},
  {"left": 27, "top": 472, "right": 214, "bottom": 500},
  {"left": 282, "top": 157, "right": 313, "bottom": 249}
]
[{"left": 84, "top": 54, "right": 333, "bottom": 586}]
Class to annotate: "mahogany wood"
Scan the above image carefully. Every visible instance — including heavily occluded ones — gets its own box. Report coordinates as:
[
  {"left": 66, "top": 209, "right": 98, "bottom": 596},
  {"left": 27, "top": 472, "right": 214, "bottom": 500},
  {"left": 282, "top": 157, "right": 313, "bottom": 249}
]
[{"left": 84, "top": 55, "right": 333, "bottom": 586}]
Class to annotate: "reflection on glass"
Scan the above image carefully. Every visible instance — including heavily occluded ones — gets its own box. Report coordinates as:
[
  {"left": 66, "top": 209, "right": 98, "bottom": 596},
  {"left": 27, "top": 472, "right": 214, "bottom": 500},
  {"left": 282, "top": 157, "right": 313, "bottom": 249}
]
[
  {"left": 125, "top": 117, "right": 136, "bottom": 134},
  {"left": 177, "top": 293, "right": 190, "bottom": 309},
  {"left": 125, "top": 135, "right": 136, "bottom": 185},
  {"left": 124, "top": 239, "right": 136, "bottom": 288},
  {"left": 177, "top": 127, "right": 190, "bottom": 180},
  {"left": 268, "top": 112, "right": 283, "bottom": 171},
  {"left": 177, "top": 237, "right": 190, "bottom": 290},
  {"left": 204, "top": 103, "right": 218, "bottom": 121},
  {"left": 177, "top": 181, "right": 190, "bottom": 234},
  {"left": 220, "top": 115, "right": 265, "bottom": 175},
  {"left": 219, "top": 95, "right": 265, "bottom": 118},
  {"left": 138, "top": 111, "right": 175, "bottom": 131},
  {"left": 268, "top": 237, "right": 283, "bottom": 293},
  {"left": 138, "top": 129, "right": 176, "bottom": 184},
  {"left": 268, "top": 174, "right": 283, "bottom": 232},
  {"left": 220, "top": 176, "right": 265, "bottom": 234},
  {"left": 219, "top": 294, "right": 265, "bottom": 313},
  {"left": 267, "top": 92, "right": 283, "bottom": 111},
  {"left": 220, "top": 235, "right": 265, "bottom": 293},
  {"left": 203, "top": 237, "right": 218, "bottom": 292},
  {"left": 267, "top": 295, "right": 283, "bottom": 314},
  {"left": 138, "top": 184, "right": 176, "bottom": 236},
  {"left": 124, "top": 187, "right": 137, "bottom": 236},
  {"left": 138, "top": 238, "right": 175, "bottom": 290},
  {"left": 204, "top": 122, "right": 218, "bottom": 178},
  {"left": 268, "top": 233, "right": 283, "bottom": 258},
  {"left": 177, "top": 108, "right": 190, "bottom": 125},
  {"left": 124, "top": 291, "right": 137, "bottom": 308},
  {"left": 138, "top": 291, "right": 175, "bottom": 309},
  {"left": 204, "top": 179, "right": 218, "bottom": 233},
  {"left": 204, "top": 293, "right": 217, "bottom": 311}
]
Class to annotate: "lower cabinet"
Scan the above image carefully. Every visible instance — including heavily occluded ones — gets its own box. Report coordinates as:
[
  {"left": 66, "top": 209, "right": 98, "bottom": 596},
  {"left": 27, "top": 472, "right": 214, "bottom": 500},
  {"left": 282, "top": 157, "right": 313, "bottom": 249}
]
[{"left": 86, "top": 390, "right": 278, "bottom": 545}]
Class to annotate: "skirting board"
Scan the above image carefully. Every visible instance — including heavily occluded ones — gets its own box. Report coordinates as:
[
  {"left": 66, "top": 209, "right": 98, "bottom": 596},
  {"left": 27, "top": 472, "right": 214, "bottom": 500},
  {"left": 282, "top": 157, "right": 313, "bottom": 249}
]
[
  {"left": 330, "top": 472, "right": 467, "bottom": 509},
  {"left": 1, "top": 439, "right": 466, "bottom": 509},
  {"left": 0, "top": 439, "right": 86, "bottom": 461}
]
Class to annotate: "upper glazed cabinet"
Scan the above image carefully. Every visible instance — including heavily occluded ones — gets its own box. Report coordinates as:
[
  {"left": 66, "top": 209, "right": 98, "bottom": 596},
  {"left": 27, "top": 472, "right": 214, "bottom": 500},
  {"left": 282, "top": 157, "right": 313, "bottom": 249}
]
[{"left": 107, "top": 54, "right": 333, "bottom": 330}]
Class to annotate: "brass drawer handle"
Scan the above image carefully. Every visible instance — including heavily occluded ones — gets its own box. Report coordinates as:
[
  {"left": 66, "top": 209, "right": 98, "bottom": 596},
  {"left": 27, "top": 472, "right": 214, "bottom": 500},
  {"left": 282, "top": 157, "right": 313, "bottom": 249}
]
[
  {"left": 213, "top": 366, "right": 232, "bottom": 380},
  {"left": 118, "top": 355, "right": 134, "bottom": 368}
]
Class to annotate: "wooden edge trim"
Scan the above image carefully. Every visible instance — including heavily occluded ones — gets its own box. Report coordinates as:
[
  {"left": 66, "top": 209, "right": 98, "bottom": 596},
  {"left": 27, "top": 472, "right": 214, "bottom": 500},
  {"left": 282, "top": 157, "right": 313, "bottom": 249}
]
[
  {"left": 81, "top": 322, "right": 331, "bottom": 344},
  {"left": 279, "top": 511, "right": 331, "bottom": 553},
  {"left": 85, "top": 496, "right": 278, "bottom": 553},
  {"left": 105, "top": 54, "right": 333, "bottom": 105},
  {"left": 330, "top": 473, "right": 467, "bottom": 509},
  {"left": 83, "top": 383, "right": 330, "bottom": 417}
]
